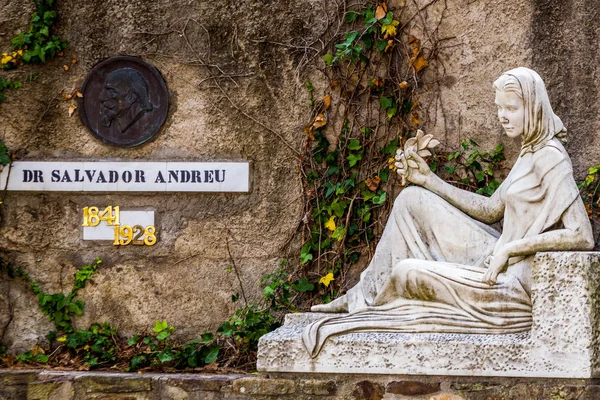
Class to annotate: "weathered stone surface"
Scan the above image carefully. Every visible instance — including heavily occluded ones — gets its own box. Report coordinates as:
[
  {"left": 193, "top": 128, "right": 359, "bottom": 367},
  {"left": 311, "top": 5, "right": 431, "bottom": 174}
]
[
  {"left": 0, "top": 370, "right": 39, "bottom": 400},
  {"left": 1, "top": 0, "right": 599, "bottom": 354},
  {"left": 0, "top": 371, "right": 599, "bottom": 400},
  {"left": 232, "top": 377, "right": 295, "bottom": 396},
  {"left": 27, "top": 378, "right": 75, "bottom": 400},
  {"left": 76, "top": 374, "right": 154, "bottom": 393},
  {"left": 352, "top": 381, "right": 384, "bottom": 400},
  {"left": 428, "top": 394, "right": 464, "bottom": 400},
  {"left": 0, "top": 279, "right": 10, "bottom": 343},
  {"left": 0, "top": 0, "right": 311, "bottom": 349},
  {"left": 298, "top": 379, "right": 337, "bottom": 396},
  {"left": 159, "top": 374, "right": 238, "bottom": 392},
  {"left": 386, "top": 381, "right": 440, "bottom": 396},
  {"left": 257, "top": 252, "right": 600, "bottom": 378}
]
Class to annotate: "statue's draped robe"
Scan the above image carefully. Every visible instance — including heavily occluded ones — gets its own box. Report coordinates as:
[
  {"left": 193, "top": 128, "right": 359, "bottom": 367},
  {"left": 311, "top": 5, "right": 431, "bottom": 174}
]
[{"left": 303, "top": 139, "right": 581, "bottom": 357}]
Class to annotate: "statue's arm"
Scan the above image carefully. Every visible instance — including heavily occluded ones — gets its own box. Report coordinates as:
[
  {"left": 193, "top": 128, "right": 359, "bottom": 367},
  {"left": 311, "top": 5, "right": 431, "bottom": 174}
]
[
  {"left": 483, "top": 199, "right": 594, "bottom": 285},
  {"left": 502, "top": 199, "right": 594, "bottom": 257},
  {"left": 405, "top": 150, "right": 504, "bottom": 224},
  {"left": 422, "top": 173, "right": 505, "bottom": 224}
]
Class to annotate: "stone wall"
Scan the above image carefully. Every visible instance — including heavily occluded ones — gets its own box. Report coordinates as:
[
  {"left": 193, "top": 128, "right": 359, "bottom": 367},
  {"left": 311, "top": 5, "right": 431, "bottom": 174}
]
[
  {"left": 1, "top": 0, "right": 599, "bottom": 353},
  {"left": 1, "top": 370, "right": 599, "bottom": 399}
]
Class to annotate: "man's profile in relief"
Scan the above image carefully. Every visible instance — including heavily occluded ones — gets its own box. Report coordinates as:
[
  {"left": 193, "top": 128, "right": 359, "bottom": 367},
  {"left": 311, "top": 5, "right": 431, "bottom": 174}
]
[{"left": 99, "top": 68, "right": 154, "bottom": 133}]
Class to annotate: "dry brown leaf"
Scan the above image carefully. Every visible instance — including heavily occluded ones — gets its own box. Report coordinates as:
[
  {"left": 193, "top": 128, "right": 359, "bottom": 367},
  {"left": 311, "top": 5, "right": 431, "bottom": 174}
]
[
  {"left": 411, "top": 56, "right": 429, "bottom": 72},
  {"left": 76, "top": 91, "right": 83, "bottom": 98},
  {"left": 304, "top": 124, "right": 315, "bottom": 141},
  {"left": 375, "top": 3, "right": 387, "bottom": 20},
  {"left": 411, "top": 112, "right": 420, "bottom": 127},
  {"left": 330, "top": 81, "right": 340, "bottom": 88},
  {"left": 365, "top": 176, "right": 381, "bottom": 191},
  {"left": 313, "top": 113, "right": 327, "bottom": 129},
  {"left": 323, "top": 95, "right": 331, "bottom": 110},
  {"left": 384, "top": 39, "right": 395, "bottom": 52},
  {"left": 371, "top": 78, "right": 384, "bottom": 87},
  {"left": 63, "top": 65, "right": 69, "bottom": 71},
  {"left": 72, "top": 58, "right": 78, "bottom": 64},
  {"left": 399, "top": 81, "right": 408, "bottom": 89},
  {"left": 64, "top": 93, "right": 72, "bottom": 100},
  {"left": 68, "top": 103, "right": 77, "bottom": 117}
]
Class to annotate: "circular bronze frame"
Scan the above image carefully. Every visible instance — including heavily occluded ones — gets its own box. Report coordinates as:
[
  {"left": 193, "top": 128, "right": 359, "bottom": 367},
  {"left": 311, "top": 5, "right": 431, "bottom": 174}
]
[{"left": 79, "top": 56, "right": 169, "bottom": 148}]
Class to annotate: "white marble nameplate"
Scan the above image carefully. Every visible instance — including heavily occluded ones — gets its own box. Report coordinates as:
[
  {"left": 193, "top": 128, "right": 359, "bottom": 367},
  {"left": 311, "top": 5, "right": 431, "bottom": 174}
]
[
  {"left": 0, "top": 161, "right": 250, "bottom": 192},
  {"left": 83, "top": 210, "right": 155, "bottom": 241}
]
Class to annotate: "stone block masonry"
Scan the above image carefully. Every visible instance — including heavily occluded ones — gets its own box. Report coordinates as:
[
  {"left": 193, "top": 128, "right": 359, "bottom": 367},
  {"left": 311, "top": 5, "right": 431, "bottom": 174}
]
[{"left": 1, "top": 370, "right": 600, "bottom": 399}]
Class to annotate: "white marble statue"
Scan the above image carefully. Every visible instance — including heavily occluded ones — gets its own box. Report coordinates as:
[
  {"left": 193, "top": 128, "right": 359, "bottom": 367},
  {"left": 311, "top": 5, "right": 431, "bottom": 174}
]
[{"left": 303, "top": 67, "right": 595, "bottom": 357}]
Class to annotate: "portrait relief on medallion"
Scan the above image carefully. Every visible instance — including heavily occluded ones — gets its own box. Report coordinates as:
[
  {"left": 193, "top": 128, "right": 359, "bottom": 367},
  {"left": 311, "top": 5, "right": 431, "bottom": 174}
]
[{"left": 79, "top": 56, "right": 168, "bottom": 148}]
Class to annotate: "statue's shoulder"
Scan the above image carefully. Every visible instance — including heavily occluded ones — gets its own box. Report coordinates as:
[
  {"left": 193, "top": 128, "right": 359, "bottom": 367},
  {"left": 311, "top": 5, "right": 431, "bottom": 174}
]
[{"left": 535, "top": 140, "right": 571, "bottom": 166}]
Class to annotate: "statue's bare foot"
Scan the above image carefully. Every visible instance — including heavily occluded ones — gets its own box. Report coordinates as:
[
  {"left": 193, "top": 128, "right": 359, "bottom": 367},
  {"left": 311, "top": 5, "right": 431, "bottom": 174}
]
[{"left": 310, "top": 295, "right": 349, "bottom": 313}]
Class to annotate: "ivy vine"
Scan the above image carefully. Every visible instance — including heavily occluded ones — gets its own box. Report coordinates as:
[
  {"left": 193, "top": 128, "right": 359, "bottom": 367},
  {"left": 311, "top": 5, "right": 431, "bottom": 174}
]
[{"left": 0, "top": 0, "right": 67, "bottom": 102}]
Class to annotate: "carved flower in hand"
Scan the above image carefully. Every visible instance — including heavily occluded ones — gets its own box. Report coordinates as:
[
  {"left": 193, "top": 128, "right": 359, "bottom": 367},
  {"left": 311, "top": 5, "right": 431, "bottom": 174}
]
[{"left": 394, "top": 129, "right": 440, "bottom": 186}]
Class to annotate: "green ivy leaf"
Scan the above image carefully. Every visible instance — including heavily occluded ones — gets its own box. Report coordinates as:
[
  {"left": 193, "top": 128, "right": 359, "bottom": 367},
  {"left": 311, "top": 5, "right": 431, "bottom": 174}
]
[
  {"left": 347, "top": 139, "right": 361, "bottom": 150},
  {"left": 156, "top": 330, "right": 171, "bottom": 341},
  {"left": 372, "top": 191, "right": 387, "bottom": 205},
  {"left": 378, "top": 96, "right": 393, "bottom": 111},
  {"left": 203, "top": 345, "right": 219, "bottom": 364},
  {"left": 158, "top": 351, "right": 174, "bottom": 363},
  {"left": 153, "top": 320, "right": 168, "bottom": 333},
  {"left": 347, "top": 152, "right": 362, "bottom": 167},
  {"left": 331, "top": 225, "right": 347, "bottom": 241},
  {"left": 292, "top": 277, "right": 314, "bottom": 292},
  {"left": 345, "top": 10, "right": 358, "bottom": 23},
  {"left": 323, "top": 53, "right": 333, "bottom": 66}
]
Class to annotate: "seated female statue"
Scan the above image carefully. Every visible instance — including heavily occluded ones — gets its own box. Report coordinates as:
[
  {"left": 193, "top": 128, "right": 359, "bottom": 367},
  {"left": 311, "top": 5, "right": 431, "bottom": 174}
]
[{"left": 303, "top": 67, "right": 595, "bottom": 357}]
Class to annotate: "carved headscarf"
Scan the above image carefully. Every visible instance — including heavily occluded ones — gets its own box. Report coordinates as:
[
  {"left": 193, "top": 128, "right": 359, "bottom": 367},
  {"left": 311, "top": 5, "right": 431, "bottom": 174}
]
[{"left": 494, "top": 67, "right": 566, "bottom": 155}]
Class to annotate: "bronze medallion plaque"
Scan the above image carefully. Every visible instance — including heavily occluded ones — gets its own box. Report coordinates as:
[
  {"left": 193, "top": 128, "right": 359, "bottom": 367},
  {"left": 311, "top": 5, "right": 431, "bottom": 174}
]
[{"left": 79, "top": 56, "right": 168, "bottom": 147}]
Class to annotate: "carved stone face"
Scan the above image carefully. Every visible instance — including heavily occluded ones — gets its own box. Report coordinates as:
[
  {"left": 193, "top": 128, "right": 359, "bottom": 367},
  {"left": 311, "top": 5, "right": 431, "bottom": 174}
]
[{"left": 495, "top": 90, "right": 524, "bottom": 138}]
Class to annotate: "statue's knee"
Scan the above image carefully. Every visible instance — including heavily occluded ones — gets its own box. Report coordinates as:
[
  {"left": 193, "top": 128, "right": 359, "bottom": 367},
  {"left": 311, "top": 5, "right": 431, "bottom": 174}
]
[
  {"left": 392, "top": 259, "right": 416, "bottom": 282},
  {"left": 393, "top": 186, "right": 427, "bottom": 210}
]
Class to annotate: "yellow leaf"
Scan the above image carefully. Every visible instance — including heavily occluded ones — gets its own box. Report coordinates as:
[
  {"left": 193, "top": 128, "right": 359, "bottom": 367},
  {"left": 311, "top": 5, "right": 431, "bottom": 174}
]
[
  {"left": 17, "top": 50, "right": 23, "bottom": 56},
  {"left": 381, "top": 20, "right": 399, "bottom": 39},
  {"left": 84, "top": 345, "right": 90, "bottom": 350},
  {"left": 1, "top": 54, "right": 12, "bottom": 64},
  {"left": 68, "top": 103, "right": 77, "bottom": 117},
  {"left": 63, "top": 65, "right": 69, "bottom": 71},
  {"left": 399, "top": 81, "right": 408, "bottom": 89},
  {"left": 325, "top": 216, "right": 336, "bottom": 231},
  {"left": 319, "top": 272, "right": 334, "bottom": 287},
  {"left": 56, "top": 335, "right": 67, "bottom": 343}
]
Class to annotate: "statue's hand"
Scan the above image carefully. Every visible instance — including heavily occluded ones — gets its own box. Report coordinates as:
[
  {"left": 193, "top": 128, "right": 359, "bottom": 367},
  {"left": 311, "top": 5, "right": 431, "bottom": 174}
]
[
  {"left": 483, "top": 250, "right": 509, "bottom": 285},
  {"left": 405, "top": 150, "right": 432, "bottom": 187}
]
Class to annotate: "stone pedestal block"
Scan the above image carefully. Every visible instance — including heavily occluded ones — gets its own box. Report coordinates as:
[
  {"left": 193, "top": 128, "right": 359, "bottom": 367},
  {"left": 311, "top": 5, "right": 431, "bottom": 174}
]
[{"left": 257, "top": 252, "right": 600, "bottom": 378}]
